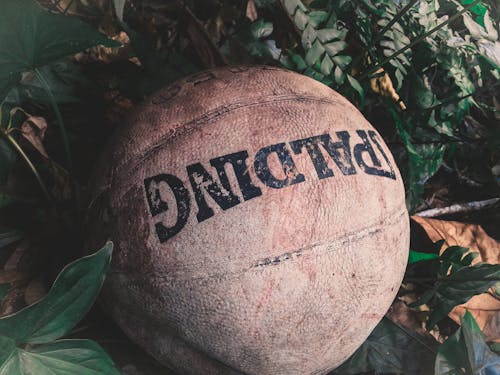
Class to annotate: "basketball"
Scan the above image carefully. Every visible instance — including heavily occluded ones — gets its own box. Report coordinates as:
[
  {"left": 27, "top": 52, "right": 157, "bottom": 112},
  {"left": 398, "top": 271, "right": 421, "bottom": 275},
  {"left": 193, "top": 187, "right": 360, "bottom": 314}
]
[{"left": 87, "top": 66, "right": 409, "bottom": 375}]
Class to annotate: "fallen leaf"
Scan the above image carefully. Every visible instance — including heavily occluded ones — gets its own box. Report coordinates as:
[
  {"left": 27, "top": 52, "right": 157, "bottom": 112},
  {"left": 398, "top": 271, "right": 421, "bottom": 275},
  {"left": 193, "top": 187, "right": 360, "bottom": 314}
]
[
  {"left": 246, "top": 0, "right": 258, "bottom": 22},
  {"left": 21, "top": 114, "right": 49, "bottom": 159},
  {"left": 24, "top": 278, "right": 47, "bottom": 305},
  {"left": 411, "top": 215, "right": 500, "bottom": 341},
  {"left": 0, "top": 286, "right": 26, "bottom": 317},
  {"left": 369, "top": 68, "right": 406, "bottom": 110}
]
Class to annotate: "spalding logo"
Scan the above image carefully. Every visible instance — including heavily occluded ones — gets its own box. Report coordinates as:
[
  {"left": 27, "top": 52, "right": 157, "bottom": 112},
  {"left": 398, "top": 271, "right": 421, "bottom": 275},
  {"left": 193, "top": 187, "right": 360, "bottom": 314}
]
[{"left": 144, "top": 129, "right": 396, "bottom": 243}]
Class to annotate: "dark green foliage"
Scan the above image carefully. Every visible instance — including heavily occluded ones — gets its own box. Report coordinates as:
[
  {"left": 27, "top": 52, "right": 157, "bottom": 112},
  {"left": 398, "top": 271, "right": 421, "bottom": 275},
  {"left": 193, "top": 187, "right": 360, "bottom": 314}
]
[
  {"left": 0, "top": 243, "right": 120, "bottom": 375},
  {"left": 408, "top": 243, "right": 500, "bottom": 330},
  {"left": 333, "top": 317, "right": 438, "bottom": 375},
  {"left": 0, "top": 0, "right": 120, "bottom": 103},
  {"left": 435, "top": 311, "right": 500, "bottom": 374}
]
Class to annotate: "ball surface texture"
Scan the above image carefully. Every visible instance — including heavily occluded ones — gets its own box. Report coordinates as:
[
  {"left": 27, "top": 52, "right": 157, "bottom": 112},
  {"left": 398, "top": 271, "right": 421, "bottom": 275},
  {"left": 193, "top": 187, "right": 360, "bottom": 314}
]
[{"left": 87, "top": 66, "right": 409, "bottom": 375}]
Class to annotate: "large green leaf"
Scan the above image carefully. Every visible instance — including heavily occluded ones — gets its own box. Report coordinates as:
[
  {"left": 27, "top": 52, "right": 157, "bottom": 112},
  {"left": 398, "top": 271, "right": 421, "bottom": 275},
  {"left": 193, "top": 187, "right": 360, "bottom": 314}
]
[
  {"left": 333, "top": 317, "right": 437, "bottom": 375},
  {"left": 0, "top": 242, "right": 113, "bottom": 344},
  {"left": 6, "top": 61, "right": 95, "bottom": 105},
  {"left": 0, "top": 340, "right": 120, "bottom": 375},
  {"left": 0, "top": 0, "right": 120, "bottom": 102},
  {"left": 435, "top": 311, "right": 500, "bottom": 375},
  {"left": 412, "top": 264, "right": 500, "bottom": 330}
]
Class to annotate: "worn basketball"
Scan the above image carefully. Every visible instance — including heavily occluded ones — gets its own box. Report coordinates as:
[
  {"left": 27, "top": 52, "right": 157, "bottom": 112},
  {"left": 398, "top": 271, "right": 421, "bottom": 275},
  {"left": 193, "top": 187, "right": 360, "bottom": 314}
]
[{"left": 87, "top": 66, "right": 409, "bottom": 375}]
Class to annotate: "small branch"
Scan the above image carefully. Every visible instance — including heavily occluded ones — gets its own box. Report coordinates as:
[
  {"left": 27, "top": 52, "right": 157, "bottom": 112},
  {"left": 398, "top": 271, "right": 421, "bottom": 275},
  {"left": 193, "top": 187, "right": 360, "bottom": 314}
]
[{"left": 416, "top": 198, "right": 500, "bottom": 218}]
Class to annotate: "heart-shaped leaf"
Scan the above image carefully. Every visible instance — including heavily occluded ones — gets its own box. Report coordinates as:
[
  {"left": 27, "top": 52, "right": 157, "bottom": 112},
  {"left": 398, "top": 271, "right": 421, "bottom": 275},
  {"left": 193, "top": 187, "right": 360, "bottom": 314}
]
[
  {"left": 0, "top": 339, "right": 120, "bottom": 375},
  {"left": 0, "top": 242, "right": 113, "bottom": 344},
  {"left": 0, "top": 0, "right": 120, "bottom": 102}
]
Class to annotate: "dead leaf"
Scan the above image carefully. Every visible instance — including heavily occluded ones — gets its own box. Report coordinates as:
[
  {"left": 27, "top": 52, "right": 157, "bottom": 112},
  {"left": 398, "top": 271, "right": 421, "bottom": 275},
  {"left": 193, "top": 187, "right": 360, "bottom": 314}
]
[
  {"left": 0, "top": 270, "right": 25, "bottom": 285},
  {"left": 89, "top": 31, "right": 133, "bottom": 64},
  {"left": 370, "top": 68, "right": 406, "bottom": 110},
  {"left": 411, "top": 215, "right": 500, "bottom": 341},
  {"left": 177, "top": 1, "right": 227, "bottom": 68},
  {"left": 24, "top": 278, "right": 47, "bottom": 305},
  {"left": 411, "top": 216, "right": 500, "bottom": 264},
  {"left": 246, "top": 0, "right": 258, "bottom": 22},
  {"left": 0, "top": 287, "right": 26, "bottom": 317},
  {"left": 21, "top": 115, "right": 49, "bottom": 159}
]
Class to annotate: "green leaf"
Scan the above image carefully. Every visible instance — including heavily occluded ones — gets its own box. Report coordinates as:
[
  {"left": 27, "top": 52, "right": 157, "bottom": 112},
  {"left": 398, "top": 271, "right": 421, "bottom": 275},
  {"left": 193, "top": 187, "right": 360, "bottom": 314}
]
[
  {"left": 0, "top": 339, "right": 121, "bottom": 375},
  {"left": 0, "top": 335, "right": 16, "bottom": 364},
  {"left": 0, "top": 242, "right": 113, "bottom": 344},
  {"left": 435, "top": 311, "right": 500, "bottom": 375},
  {"left": 409, "top": 250, "right": 439, "bottom": 264},
  {"left": 250, "top": 20, "right": 273, "bottom": 39},
  {"left": 332, "top": 55, "right": 352, "bottom": 69},
  {"left": 426, "top": 264, "right": 500, "bottom": 329},
  {"left": 0, "top": 0, "right": 120, "bottom": 102},
  {"left": 324, "top": 41, "right": 347, "bottom": 57},
  {"left": 334, "top": 65, "right": 345, "bottom": 85},
  {"left": 316, "top": 28, "right": 348, "bottom": 43},
  {"left": 9, "top": 61, "right": 95, "bottom": 105},
  {"left": 0, "top": 138, "right": 16, "bottom": 184},
  {"left": 305, "top": 39, "right": 325, "bottom": 66},
  {"left": 346, "top": 74, "right": 364, "bottom": 102},
  {"left": 320, "top": 55, "right": 334, "bottom": 75},
  {"left": 334, "top": 317, "right": 437, "bottom": 374},
  {"left": 113, "top": 0, "right": 126, "bottom": 22},
  {"left": 0, "top": 226, "right": 23, "bottom": 249},
  {"left": 307, "top": 11, "right": 329, "bottom": 28}
]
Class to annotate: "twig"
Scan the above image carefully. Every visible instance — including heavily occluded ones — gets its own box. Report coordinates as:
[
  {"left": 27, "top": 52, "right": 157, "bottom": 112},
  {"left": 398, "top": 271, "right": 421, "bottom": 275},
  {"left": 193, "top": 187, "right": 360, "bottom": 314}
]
[{"left": 416, "top": 198, "right": 500, "bottom": 217}]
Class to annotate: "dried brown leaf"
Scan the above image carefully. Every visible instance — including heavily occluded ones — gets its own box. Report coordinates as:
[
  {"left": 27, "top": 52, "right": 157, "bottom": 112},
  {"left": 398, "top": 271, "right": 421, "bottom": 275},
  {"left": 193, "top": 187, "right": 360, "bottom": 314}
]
[
  {"left": 0, "top": 287, "right": 26, "bottom": 317},
  {"left": 24, "top": 278, "right": 47, "bottom": 306},
  {"left": 246, "top": 0, "right": 258, "bottom": 22},
  {"left": 21, "top": 115, "right": 49, "bottom": 159}
]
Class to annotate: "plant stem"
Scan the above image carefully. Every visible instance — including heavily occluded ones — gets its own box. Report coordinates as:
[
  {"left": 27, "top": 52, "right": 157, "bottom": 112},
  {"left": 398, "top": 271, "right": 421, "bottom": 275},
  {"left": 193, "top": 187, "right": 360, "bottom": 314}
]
[
  {"left": 360, "top": 0, "right": 482, "bottom": 80},
  {"left": 34, "top": 68, "right": 72, "bottom": 171},
  {"left": 373, "top": 0, "right": 420, "bottom": 43},
  {"left": 4, "top": 132, "right": 52, "bottom": 201}
]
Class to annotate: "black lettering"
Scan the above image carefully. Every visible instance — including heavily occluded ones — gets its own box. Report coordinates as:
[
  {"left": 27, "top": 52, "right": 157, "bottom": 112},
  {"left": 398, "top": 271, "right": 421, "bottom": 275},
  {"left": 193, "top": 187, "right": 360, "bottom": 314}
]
[
  {"left": 290, "top": 131, "right": 356, "bottom": 179},
  {"left": 254, "top": 143, "right": 305, "bottom": 188},
  {"left": 368, "top": 130, "right": 396, "bottom": 180},
  {"left": 290, "top": 135, "right": 333, "bottom": 179},
  {"left": 187, "top": 163, "right": 241, "bottom": 223},
  {"left": 354, "top": 130, "right": 396, "bottom": 180},
  {"left": 210, "top": 151, "right": 262, "bottom": 201},
  {"left": 144, "top": 174, "right": 190, "bottom": 243}
]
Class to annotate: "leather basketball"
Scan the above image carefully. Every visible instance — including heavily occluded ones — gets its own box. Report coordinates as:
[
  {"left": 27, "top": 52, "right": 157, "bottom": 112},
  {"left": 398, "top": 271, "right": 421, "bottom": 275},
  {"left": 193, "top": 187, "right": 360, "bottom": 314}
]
[{"left": 87, "top": 66, "right": 409, "bottom": 375}]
